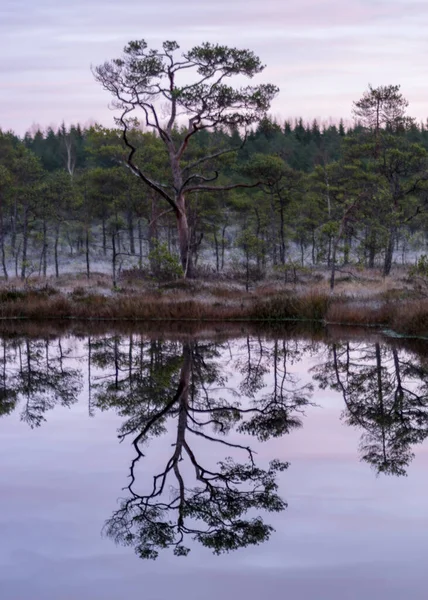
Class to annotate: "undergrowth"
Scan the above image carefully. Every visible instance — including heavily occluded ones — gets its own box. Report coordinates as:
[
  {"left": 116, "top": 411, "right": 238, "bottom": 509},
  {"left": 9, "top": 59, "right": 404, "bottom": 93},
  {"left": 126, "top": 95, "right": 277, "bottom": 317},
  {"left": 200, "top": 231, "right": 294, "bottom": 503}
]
[{"left": 0, "top": 280, "right": 428, "bottom": 337}]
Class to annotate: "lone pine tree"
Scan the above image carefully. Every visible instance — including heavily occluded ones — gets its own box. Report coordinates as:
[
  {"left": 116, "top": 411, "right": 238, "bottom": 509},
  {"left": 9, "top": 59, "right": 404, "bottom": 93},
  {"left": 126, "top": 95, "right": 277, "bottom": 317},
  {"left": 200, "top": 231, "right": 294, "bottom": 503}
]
[{"left": 94, "top": 39, "right": 278, "bottom": 277}]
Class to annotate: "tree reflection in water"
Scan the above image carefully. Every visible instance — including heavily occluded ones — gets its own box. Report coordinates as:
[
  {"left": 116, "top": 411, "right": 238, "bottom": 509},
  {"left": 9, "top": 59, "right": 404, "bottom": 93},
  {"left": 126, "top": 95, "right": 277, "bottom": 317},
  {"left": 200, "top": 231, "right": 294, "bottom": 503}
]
[
  {"left": 313, "top": 341, "right": 428, "bottom": 476},
  {"left": 0, "top": 335, "right": 82, "bottom": 424},
  {"left": 92, "top": 335, "right": 313, "bottom": 559},
  {"left": 2, "top": 331, "right": 428, "bottom": 558}
]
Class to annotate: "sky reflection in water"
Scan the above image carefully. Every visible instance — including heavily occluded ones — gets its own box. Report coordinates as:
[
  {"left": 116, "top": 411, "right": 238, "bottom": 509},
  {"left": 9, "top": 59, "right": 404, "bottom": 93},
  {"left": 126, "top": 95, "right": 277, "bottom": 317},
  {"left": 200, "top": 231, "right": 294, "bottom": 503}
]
[{"left": 0, "top": 331, "right": 427, "bottom": 599}]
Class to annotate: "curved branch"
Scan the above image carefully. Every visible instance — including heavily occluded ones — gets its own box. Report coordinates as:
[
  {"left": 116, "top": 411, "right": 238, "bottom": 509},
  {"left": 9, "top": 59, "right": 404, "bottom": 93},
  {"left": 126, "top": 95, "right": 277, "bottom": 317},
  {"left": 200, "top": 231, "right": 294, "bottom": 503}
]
[
  {"left": 187, "top": 425, "right": 256, "bottom": 463},
  {"left": 119, "top": 109, "right": 179, "bottom": 214},
  {"left": 185, "top": 180, "right": 262, "bottom": 194},
  {"left": 183, "top": 144, "right": 242, "bottom": 174},
  {"left": 180, "top": 171, "right": 219, "bottom": 192}
]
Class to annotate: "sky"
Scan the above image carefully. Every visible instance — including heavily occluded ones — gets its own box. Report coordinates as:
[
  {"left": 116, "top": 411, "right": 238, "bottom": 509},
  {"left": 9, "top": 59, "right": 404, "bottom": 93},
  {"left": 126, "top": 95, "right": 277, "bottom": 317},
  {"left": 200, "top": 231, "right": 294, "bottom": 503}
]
[{"left": 2, "top": 0, "right": 428, "bottom": 135}]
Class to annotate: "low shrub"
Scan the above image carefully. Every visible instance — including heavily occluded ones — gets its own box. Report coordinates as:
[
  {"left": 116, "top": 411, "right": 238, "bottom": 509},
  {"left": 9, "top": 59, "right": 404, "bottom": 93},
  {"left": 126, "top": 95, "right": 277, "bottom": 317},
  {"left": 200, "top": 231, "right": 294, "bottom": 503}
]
[
  {"left": 148, "top": 241, "right": 184, "bottom": 281},
  {"left": 0, "top": 289, "right": 26, "bottom": 303}
]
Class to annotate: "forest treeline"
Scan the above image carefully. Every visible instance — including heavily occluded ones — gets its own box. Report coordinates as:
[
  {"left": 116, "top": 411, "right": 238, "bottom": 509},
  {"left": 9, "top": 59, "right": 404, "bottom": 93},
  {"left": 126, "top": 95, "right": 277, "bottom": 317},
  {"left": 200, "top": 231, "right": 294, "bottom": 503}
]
[{"left": 2, "top": 84, "right": 428, "bottom": 284}]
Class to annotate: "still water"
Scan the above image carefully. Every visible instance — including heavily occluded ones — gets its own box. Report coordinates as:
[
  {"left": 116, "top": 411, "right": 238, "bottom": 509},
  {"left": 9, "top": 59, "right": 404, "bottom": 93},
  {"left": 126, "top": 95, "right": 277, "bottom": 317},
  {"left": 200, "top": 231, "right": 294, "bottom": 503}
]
[{"left": 0, "top": 326, "right": 427, "bottom": 599}]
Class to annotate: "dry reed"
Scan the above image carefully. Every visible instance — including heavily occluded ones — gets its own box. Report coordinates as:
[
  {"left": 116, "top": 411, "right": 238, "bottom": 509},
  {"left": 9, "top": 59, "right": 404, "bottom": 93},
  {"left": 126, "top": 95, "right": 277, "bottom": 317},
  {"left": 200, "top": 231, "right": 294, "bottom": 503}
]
[{"left": 1, "top": 278, "right": 428, "bottom": 337}]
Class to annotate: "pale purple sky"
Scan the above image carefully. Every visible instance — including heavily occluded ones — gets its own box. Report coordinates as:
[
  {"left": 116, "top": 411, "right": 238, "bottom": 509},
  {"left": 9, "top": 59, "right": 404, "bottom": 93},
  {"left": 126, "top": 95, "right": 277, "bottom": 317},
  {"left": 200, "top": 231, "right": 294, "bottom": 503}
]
[{"left": 2, "top": 0, "right": 428, "bottom": 135}]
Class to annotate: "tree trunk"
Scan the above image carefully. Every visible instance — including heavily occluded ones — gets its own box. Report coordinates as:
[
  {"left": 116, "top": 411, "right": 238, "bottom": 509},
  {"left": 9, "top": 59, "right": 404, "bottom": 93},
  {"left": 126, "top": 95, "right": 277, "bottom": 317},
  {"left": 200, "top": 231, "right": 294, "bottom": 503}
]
[
  {"left": 270, "top": 190, "right": 277, "bottom": 266},
  {"left": 367, "top": 228, "right": 376, "bottom": 268},
  {"left": 0, "top": 202, "right": 8, "bottom": 280},
  {"left": 383, "top": 226, "right": 396, "bottom": 276},
  {"left": 127, "top": 191, "right": 135, "bottom": 254},
  {"left": 214, "top": 230, "right": 220, "bottom": 272},
  {"left": 311, "top": 228, "right": 316, "bottom": 265},
  {"left": 85, "top": 227, "right": 90, "bottom": 279},
  {"left": 11, "top": 198, "right": 17, "bottom": 258},
  {"left": 138, "top": 218, "right": 143, "bottom": 268},
  {"left": 279, "top": 204, "right": 286, "bottom": 265},
  {"left": 327, "top": 234, "right": 332, "bottom": 267},
  {"left": 253, "top": 207, "right": 262, "bottom": 269},
  {"left": 148, "top": 194, "right": 159, "bottom": 272},
  {"left": 330, "top": 239, "right": 338, "bottom": 290},
  {"left": 54, "top": 223, "right": 60, "bottom": 278},
  {"left": 221, "top": 225, "right": 227, "bottom": 270},
  {"left": 21, "top": 206, "right": 29, "bottom": 281},
  {"left": 167, "top": 225, "right": 172, "bottom": 253},
  {"left": 102, "top": 217, "right": 107, "bottom": 255},
  {"left": 128, "top": 216, "right": 135, "bottom": 254},
  {"left": 176, "top": 201, "right": 192, "bottom": 278},
  {"left": 343, "top": 231, "right": 350, "bottom": 266},
  {"left": 15, "top": 242, "right": 20, "bottom": 277},
  {"left": 330, "top": 220, "right": 347, "bottom": 290},
  {"left": 42, "top": 218, "right": 47, "bottom": 277},
  {"left": 112, "top": 231, "right": 117, "bottom": 287},
  {"left": 245, "top": 246, "right": 250, "bottom": 292},
  {"left": 368, "top": 243, "right": 376, "bottom": 269}
]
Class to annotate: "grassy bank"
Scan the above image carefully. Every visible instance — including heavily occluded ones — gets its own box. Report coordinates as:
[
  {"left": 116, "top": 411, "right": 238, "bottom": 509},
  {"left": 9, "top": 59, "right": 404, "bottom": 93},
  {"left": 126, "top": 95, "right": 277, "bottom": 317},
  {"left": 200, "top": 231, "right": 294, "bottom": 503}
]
[{"left": 0, "top": 268, "right": 427, "bottom": 337}]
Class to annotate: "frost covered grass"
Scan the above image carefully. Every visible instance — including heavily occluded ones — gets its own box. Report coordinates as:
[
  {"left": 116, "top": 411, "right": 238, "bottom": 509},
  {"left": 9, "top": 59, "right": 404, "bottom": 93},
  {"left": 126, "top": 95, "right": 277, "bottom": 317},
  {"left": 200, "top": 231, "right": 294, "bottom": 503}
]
[{"left": 0, "top": 266, "right": 426, "bottom": 336}]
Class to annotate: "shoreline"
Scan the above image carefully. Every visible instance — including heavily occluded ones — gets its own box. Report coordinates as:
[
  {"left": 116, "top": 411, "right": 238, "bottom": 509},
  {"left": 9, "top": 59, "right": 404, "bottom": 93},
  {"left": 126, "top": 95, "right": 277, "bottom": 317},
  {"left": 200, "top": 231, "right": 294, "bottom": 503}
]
[{"left": 1, "top": 271, "right": 428, "bottom": 338}]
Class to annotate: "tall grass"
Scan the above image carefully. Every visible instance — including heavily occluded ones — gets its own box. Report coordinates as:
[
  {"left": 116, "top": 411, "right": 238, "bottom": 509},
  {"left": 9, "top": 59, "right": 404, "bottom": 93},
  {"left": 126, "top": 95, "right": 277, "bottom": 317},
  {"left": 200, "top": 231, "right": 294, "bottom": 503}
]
[
  {"left": 1, "top": 284, "right": 428, "bottom": 337},
  {"left": 250, "top": 291, "right": 330, "bottom": 321}
]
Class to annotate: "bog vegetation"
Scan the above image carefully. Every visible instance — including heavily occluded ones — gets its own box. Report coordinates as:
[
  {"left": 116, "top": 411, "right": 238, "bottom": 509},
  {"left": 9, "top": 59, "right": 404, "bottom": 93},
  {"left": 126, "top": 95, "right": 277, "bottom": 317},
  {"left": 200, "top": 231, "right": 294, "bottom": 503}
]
[{"left": 1, "top": 41, "right": 428, "bottom": 300}]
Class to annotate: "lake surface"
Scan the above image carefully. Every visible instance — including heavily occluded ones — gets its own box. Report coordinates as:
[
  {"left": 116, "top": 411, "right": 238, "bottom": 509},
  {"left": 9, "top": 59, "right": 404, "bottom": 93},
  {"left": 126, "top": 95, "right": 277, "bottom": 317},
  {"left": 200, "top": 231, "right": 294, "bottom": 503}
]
[{"left": 0, "top": 325, "right": 427, "bottom": 599}]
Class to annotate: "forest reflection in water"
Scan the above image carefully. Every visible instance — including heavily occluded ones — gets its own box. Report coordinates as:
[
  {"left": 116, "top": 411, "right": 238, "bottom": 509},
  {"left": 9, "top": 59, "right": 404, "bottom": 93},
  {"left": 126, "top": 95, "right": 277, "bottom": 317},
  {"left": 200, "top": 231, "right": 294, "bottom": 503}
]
[{"left": 1, "top": 328, "right": 428, "bottom": 560}]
